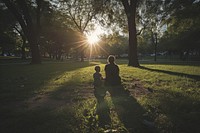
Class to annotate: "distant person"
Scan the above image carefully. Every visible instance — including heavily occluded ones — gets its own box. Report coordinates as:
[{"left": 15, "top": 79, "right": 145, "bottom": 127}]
[
  {"left": 104, "top": 55, "right": 121, "bottom": 95},
  {"left": 93, "top": 65, "right": 106, "bottom": 103}
]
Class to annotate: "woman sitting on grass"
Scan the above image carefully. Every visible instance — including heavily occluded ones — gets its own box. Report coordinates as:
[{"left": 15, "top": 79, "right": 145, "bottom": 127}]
[{"left": 104, "top": 55, "right": 122, "bottom": 96}]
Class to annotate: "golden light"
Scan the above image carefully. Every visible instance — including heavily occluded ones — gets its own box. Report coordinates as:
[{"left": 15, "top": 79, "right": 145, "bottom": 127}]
[
  {"left": 80, "top": 26, "right": 109, "bottom": 60},
  {"left": 86, "top": 34, "right": 100, "bottom": 45}
]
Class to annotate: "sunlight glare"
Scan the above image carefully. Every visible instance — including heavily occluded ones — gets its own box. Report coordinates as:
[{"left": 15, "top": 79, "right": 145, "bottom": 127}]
[
  {"left": 87, "top": 34, "right": 100, "bottom": 45},
  {"left": 86, "top": 26, "right": 104, "bottom": 45},
  {"left": 84, "top": 25, "right": 109, "bottom": 61}
]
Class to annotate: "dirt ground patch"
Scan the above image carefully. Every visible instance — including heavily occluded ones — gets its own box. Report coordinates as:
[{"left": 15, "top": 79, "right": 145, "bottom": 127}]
[
  {"left": 128, "top": 78, "right": 151, "bottom": 98},
  {"left": 26, "top": 84, "right": 94, "bottom": 110},
  {"left": 26, "top": 79, "right": 149, "bottom": 110}
]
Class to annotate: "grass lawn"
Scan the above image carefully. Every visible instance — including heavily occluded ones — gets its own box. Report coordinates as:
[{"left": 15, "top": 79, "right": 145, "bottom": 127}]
[{"left": 0, "top": 59, "right": 200, "bottom": 133}]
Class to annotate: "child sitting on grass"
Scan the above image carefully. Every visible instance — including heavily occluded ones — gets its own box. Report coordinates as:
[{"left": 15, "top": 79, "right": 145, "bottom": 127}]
[
  {"left": 93, "top": 65, "right": 106, "bottom": 103},
  {"left": 93, "top": 66, "right": 111, "bottom": 126}
]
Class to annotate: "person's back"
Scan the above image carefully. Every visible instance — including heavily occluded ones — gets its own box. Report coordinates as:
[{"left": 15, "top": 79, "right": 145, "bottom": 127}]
[
  {"left": 105, "top": 55, "right": 121, "bottom": 86},
  {"left": 93, "top": 72, "right": 102, "bottom": 87}
]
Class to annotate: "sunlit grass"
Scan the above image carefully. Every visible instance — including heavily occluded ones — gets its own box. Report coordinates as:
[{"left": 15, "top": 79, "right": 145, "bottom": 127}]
[
  {"left": 0, "top": 60, "right": 199, "bottom": 132},
  {"left": 119, "top": 64, "right": 200, "bottom": 132}
]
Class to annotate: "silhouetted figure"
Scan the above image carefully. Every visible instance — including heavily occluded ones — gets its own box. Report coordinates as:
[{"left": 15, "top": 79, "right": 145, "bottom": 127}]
[
  {"left": 103, "top": 56, "right": 156, "bottom": 132},
  {"left": 93, "top": 65, "right": 110, "bottom": 127},
  {"left": 93, "top": 65, "right": 106, "bottom": 103},
  {"left": 104, "top": 55, "right": 122, "bottom": 96}
]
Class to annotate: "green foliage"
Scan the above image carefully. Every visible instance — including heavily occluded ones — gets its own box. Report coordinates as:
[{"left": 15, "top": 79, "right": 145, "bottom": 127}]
[
  {"left": 102, "top": 33, "right": 128, "bottom": 56},
  {"left": 160, "top": 1, "right": 200, "bottom": 51},
  {"left": 0, "top": 4, "right": 17, "bottom": 55},
  {"left": 39, "top": 7, "right": 84, "bottom": 60}
]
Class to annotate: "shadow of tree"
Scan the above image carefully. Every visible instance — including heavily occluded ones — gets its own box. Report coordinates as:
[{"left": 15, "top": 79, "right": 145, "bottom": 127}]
[
  {"left": 147, "top": 89, "right": 200, "bottom": 133},
  {"left": 139, "top": 66, "right": 200, "bottom": 81}
]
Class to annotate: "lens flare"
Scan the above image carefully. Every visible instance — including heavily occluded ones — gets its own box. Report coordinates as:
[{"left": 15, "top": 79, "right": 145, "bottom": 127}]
[{"left": 87, "top": 34, "right": 100, "bottom": 45}]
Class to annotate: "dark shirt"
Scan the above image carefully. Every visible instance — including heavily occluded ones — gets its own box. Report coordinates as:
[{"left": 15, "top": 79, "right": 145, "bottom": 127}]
[
  {"left": 93, "top": 72, "right": 102, "bottom": 87},
  {"left": 105, "top": 63, "right": 121, "bottom": 86}
]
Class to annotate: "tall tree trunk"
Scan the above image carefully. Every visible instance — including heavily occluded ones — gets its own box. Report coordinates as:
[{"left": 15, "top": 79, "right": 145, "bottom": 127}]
[
  {"left": 128, "top": 13, "right": 139, "bottom": 67},
  {"left": 29, "top": 35, "right": 41, "bottom": 64},
  {"left": 121, "top": 0, "right": 139, "bottom": 67},
  {"left": 2, "top": 0, "right": 41, "bottom": 64},
  {"left": 24, "top": 20, "right": 41, "bottom": 64}
]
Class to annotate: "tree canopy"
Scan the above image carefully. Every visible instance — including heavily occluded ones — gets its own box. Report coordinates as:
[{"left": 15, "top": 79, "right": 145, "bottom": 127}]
[{"left": 0, "top": 0, "right": 199, "bottom": 64}]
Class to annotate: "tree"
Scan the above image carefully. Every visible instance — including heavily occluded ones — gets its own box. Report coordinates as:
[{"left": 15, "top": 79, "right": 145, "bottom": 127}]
[
  {"left": 38, "top": 5, "right": 82, "bottom": 60},
  {"left": 104, "top": 33, "right": 128, "bottom": 57},
  {"left": 159, "top": 0, "right": 200, "bottom": 59},
  {"left": 101, "top": 0, "right": 140, "bottom": 66},
  {"left": 0, "top": 2, "right": 18, "bottom": 56},
  {"left": 0, "top": 32, "right": 16, "bottom": 56},
  {"left": 58, "top": 0, "right": 104, "bottom": 61},
  {"left": 2, "top": 0, "right": 41, "bottom": 64},
  {"left": 144, "top": 1, "right": 166, "bottom": 61},
  {"left": 13, "top": 25, "right": 27, "bottom": 59},
  {"left": 120, "top": 0, "right": 139, "bottom": 67}
]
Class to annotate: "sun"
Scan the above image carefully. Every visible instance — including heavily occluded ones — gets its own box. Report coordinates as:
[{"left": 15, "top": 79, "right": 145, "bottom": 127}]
[
  {"left": 86, "top": 34, "right": 100, "bottom": 45},
  {"left": 86, "top": 26, "right": 103, "bottom": 45}
]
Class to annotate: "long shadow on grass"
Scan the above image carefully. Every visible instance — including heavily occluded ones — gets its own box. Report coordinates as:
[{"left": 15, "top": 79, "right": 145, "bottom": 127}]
[
  {"left": 97, "top": 86, "right": 157, "bottom": 132},
  {"left": 0, "top": 61, "right": 98, "bottom": 132},
  {"left": 139, "top": 66, "right": 200, "bottom": 81},
  {"left": 150, "top": 89, "right": 200, "bottom": 133},
  {"left": 95, "top": 99, "right": 111, "bottom": 127}
]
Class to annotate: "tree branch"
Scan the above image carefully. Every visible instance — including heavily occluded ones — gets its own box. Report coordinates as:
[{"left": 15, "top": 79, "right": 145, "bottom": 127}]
[
  {"left": 2, "top": 0, "right": 28, "bottom": 38},
  {"left": 16, "top": 0, "right": 33, "bottom": 29},
  {"left": 120, "top": 0, "right": 130, "bottom": 16},
  {"left": 68, "top": 9, "right": 82, "bottom": 32},
  {"left": 136, "top": 27, "right": 145, "bottom": 35}
]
